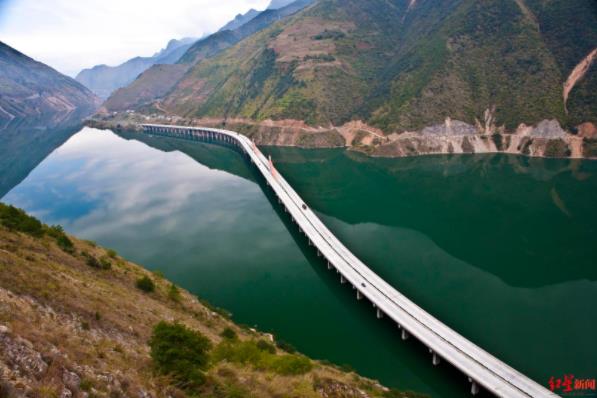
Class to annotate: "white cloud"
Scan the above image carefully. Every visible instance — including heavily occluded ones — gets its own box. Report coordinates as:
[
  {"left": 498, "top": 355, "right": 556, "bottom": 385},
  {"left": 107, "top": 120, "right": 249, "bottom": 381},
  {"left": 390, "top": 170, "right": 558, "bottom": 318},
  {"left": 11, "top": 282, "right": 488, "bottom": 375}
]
[{"left": 0, "top": 0, "right": 269, "bottom": 76}]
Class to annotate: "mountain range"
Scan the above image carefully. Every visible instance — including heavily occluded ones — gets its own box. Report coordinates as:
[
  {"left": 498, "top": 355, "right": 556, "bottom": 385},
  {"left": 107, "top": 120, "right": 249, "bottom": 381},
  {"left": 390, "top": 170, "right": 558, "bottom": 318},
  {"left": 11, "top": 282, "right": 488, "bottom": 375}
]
[
  {"left": 76, "top": 0, "right": 304, "bottom": 101},
  {"left": 0, "top": 41, "right": 100, "bottom": 127},
  {"left": 219, "top": 9, "right": 261, "bottom": 32},
  {"left": 102, "top": 0, "right": 596, "bottom": 142},
  {"left": 267, "top": 0, "right": 301, "bottom": 9},
  {"left": 75, "top": 37, "right": 198, "bottom": 99},
  {"left": 103, "top": 0, "right": 314, "bottom": 112}
]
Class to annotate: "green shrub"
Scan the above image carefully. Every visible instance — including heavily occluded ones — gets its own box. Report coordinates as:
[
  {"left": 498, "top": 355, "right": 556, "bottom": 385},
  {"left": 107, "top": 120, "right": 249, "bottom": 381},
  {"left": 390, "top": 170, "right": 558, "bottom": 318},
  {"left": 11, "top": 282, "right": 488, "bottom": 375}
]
[
  {"left": 0, "top": 203, "right": 44, "bottom": 237},
  {"left": 312, "top": 30, "right": 346, "bottom": 40},
  {"left": 167, "top": 284, "right": 181, "bottom": 302},
  {"left": 213, "top": 340, "right": 263, "bottom": 365},
  {"left": 55, "top": 234, "right": 74, "bottom": 253},
  {"left": 212, "top": 340, "right": 312, "bottom": 376},
  {"left": 46, "top": 224, "right": 64, "bottom": 236},
  {"left": 99, "top": 256, "right": 112, "bottom": 270},
  {"left": 106, "top": 248, "right": 117, "bottom": 258},
  {"left": 136, "top": 276, "right": 155, "bottom": 292},
  {"left": 267, "top": 354, "right": 312, "bottom": 375},
  {"left": 275, "top": 339, "right": 296, "bottom": 354},
  {"left": 46, "top": 225, "right": 74, "bottom": 253},
  {"left": 303, "top": 54, "right": 336, "bottom": 62},
  {"left": 256, "top": 340, "right": 276, "bottom": 354},
  {"left": 83, "top": 252, "right": 101, "bottom": 269},
  {"left": 149, "top": 321, "right": 212, "bottom": 390},
  {"left": 220, "top": 327, "right": 237, "bottom": 340},
  {"left": 82, "top": 252, "right": 110, "bottom": 270},
  {"left": 544, "top": 139, "right": 571, "bottom": 158}
]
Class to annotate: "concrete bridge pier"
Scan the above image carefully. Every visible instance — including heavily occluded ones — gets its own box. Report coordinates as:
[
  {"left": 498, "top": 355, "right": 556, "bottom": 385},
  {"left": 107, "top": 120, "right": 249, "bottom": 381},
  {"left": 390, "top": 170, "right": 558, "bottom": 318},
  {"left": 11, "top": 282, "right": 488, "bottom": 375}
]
[
  {"left": 376, "top": 308, "right": 383, "bottom": 319},
  {"left": 340, "top": 275, "right": 346, "bottom": 284},
  {"left": 469, "top": 379, "right": 480, "bottom": 396},
  {"left": 430, "top": 350, "right": 440, "bottom": 366},
  {"left": 357, "top": 290, "right": 363, "bottom": 300},
  {"left": 401, "top": 329, "right": 409, "bottom": 340}
]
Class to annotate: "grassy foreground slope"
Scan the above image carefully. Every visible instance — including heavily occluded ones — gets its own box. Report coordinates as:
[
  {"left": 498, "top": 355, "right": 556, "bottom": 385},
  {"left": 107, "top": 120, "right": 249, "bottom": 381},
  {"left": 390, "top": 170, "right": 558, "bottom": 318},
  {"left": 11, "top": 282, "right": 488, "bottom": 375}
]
[
  {"left": 159, "top": 0, "right": 596, "bottom": 132},
  {"left": 0, "top": 203, "right": 424, "bottom": 398}
]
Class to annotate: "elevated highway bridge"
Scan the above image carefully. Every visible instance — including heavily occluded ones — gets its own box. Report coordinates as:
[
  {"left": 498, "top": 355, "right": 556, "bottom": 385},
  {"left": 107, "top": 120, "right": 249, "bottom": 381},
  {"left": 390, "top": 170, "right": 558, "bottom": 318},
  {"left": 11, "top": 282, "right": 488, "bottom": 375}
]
[{"left": 141, "top": 123, "right": 558, "bottom": 398}]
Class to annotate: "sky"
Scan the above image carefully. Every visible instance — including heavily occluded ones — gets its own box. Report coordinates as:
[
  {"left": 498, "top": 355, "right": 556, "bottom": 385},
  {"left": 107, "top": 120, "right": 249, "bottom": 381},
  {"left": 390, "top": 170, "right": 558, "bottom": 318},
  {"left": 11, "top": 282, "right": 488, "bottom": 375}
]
[{"left": 0, "top": 0, "right": 269, "bottom": 77}]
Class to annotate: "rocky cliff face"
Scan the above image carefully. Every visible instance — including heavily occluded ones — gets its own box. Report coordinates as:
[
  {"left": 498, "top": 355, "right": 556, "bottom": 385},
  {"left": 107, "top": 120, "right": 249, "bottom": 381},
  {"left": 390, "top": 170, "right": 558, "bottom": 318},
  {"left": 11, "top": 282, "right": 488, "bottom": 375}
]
[
  {"left": 371, "top": 118, "right": 588, "bottom": 158},
  {"left": 0, "top": 42, "right": 100, "bottom": 126},
  {"left": 90, "top": 110, "right": 597, "bottom": 160}
]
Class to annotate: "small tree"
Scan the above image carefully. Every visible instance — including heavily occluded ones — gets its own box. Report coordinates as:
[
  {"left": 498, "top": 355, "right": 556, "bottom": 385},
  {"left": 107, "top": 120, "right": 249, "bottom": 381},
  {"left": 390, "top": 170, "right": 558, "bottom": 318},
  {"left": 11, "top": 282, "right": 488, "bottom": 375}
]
[
  {"left": 99, "top": 256, "right": 112, "bottom": 270},
  {"left": 220, "top": 327, "right": 237, "bottom": 340},
  {"left": 83, "top": 252, "right": 101, "bottom": 269},
  {"left": 256, "top": 339, "right": 276, "bottom": 354},
  {"left": 55, "top": 233, "right": 74, "bottom": 253},
  {"left": 149, "top": 321, "right": 212, "bottom": 389},
  {"left": 167, "top": 284, "right": 181, "bottom": 302},
  {"left": 136, "top": 276, "right": 155, "bottom": 293}
]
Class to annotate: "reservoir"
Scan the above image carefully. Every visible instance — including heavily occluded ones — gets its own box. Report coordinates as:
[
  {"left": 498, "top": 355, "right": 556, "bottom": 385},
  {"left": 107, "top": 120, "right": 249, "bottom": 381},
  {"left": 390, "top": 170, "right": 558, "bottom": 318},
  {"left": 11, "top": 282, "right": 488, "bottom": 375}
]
[{"left": 2, "top": 126, "right": 596, "bottom": 397}]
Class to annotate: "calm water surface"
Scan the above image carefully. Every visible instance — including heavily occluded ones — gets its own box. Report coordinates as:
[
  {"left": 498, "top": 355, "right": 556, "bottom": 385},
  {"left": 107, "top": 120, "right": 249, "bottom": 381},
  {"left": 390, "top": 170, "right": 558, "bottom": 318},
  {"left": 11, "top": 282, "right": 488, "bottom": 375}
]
[{"left": 2, "top": 127, "right": 596, "bottom": 397}]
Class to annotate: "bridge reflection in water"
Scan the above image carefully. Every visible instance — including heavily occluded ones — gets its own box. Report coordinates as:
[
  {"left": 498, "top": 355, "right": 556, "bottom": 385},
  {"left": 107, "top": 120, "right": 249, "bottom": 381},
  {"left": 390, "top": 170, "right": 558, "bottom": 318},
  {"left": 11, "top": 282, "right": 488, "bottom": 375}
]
[{"left": 141, "top": 124, "right": 557, "bottom": 398}]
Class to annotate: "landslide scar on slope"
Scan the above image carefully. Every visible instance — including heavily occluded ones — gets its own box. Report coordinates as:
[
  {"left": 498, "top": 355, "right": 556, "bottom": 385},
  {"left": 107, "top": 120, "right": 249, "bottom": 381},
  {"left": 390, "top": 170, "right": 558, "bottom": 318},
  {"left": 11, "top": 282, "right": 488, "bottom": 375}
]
[{"left": 563, "top": 48, "right": 597, "bottom": 114}]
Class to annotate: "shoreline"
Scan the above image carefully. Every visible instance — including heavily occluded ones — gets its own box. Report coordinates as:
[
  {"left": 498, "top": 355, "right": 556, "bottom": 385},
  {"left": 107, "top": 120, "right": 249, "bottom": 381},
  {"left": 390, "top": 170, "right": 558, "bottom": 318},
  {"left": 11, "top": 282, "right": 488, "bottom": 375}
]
[{"left": 86, "top": 114, "right": 597, "bottom": 161}]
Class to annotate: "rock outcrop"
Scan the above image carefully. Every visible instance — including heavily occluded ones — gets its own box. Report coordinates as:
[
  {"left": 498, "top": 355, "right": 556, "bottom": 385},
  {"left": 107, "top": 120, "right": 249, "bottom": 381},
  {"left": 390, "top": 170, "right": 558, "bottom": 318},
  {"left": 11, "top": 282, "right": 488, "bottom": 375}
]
[{"left": 91, "top": 111, "right": 596, "bottom": 160}]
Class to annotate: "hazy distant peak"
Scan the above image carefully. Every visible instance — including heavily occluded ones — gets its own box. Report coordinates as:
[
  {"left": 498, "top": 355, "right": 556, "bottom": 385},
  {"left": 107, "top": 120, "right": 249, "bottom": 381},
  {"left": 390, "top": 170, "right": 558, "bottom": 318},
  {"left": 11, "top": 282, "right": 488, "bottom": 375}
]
[
  {"left": 76, "top": 36, "right": 199, "bottom": 99},
  {"left": 267, "top": 0, "right": 297, "bottom": 9},
  {"left": 153, "top": 37, "right": 197, "bottom": 58},
  {"left": 219, "top": 8, "right": 260, "bottom": 32},
  {"left": 154, "top": 37, "right": 197, "bottom": 58}
]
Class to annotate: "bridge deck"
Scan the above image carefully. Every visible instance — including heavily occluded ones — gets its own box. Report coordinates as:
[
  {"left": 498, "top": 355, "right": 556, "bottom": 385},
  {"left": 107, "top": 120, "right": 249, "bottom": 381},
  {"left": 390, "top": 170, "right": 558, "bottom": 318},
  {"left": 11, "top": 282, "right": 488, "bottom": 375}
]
[{"left": 141, "top": 124, "right": 558, "bottom": 398}]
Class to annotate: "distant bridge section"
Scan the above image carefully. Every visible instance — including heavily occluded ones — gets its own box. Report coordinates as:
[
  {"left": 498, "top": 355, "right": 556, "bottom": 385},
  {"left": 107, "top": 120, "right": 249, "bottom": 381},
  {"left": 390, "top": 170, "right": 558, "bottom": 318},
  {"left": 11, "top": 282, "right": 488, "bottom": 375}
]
[{"left": 141, "top": 123, "right": 559, "bottom": 398}]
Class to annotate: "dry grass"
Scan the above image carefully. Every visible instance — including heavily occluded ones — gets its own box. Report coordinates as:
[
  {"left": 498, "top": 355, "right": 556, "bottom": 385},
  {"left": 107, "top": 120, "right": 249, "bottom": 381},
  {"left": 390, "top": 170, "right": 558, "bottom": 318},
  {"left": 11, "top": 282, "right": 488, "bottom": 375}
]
[
  {"left": 0, "top": 226, "right": 422, "bottom": 397},
  {"left": 269, "top": 17, "right": 353, "bottom": 74}
]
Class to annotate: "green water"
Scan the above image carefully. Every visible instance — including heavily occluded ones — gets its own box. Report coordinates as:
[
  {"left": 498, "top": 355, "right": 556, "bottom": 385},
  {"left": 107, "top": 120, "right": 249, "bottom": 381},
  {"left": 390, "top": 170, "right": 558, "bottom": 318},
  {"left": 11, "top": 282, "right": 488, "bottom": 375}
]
[{"left": 2, "top": 127, "right": 596, "bottom": 397}]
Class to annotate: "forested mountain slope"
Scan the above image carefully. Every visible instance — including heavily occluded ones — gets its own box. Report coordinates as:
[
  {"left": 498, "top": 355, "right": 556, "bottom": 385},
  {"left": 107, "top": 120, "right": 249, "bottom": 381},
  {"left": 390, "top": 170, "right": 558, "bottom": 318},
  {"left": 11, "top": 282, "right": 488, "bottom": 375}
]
[{"left": 159, "top": 0, "right": 596, "bottom": 132}]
